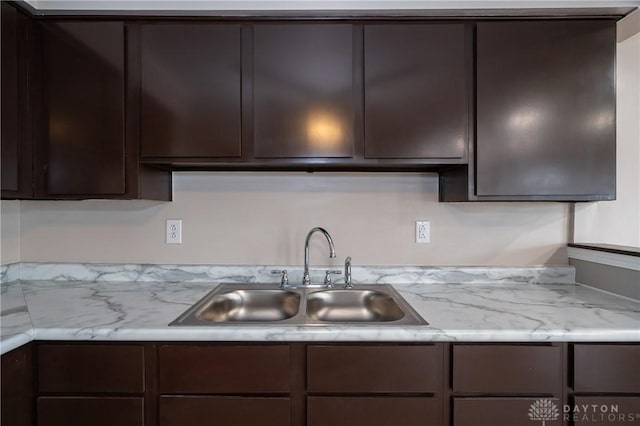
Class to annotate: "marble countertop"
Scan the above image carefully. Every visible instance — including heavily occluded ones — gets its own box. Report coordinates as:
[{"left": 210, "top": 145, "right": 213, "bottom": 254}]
[
  {"left": 2, "top": 277, "right": 639, "bottom": 355},
  {"left": 0, "top": 281, "right": 33, "bottom": 353}
]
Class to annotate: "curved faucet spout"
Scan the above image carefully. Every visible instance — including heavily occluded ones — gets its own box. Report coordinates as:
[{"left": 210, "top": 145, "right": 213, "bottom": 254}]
[{"left": 303, "top": 227, "right": 336, "bottom": 286}]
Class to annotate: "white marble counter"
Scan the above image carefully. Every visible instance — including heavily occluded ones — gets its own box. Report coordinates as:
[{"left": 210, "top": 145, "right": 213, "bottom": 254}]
[
  {"left": 2, "top": 277, "right": 638, "bottom": 355},
  {"left": 0, "top": 281, "right": 34, "bottom": 354}
]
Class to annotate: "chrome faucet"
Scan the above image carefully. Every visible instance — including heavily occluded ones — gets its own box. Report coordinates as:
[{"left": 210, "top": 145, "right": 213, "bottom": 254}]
[{"left": 303, "top": 227, "right": 336, "bottom": 286}]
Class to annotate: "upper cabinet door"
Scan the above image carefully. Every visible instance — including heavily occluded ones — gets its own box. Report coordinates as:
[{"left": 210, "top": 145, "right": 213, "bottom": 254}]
[
  {"left": 2, "top": 3, "right": 33, "bottom": 199},
  {"left": 364, "top": 24, "right": 468, "bottom": 160},
  {"left": 140, "top": 24, "right": 241, "bottom": 158},
  {"left": 1, "top": 3, "right": 19, "bottom": 194},
  {"left": 43, "top": 21, "right": 125, "bottom": 196},
  {"left": 253, "top": 24, "right": 354, "bottom": 158},
  {"left": 476, "top": 21, "right": 616, "bottom": 198}
]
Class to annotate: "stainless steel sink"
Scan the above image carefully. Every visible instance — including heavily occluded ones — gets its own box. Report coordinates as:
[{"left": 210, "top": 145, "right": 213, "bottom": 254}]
[
  {"left": 306, "top": 290, "right": 405, "bottom": 322},
  {"left": 170, "top": 283, "right": 427, "bottom": 326}
]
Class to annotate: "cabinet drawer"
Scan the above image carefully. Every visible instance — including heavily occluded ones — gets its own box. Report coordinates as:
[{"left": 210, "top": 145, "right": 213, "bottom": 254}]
[
  {"left": 452, "top": 345, "right": 561, "bottom": 394},
  {"left": 454, "top": 397, "right": 562, "bottom": 426},
  {"left": 38, "top": 344, "right": 144, "bottom": 393},
  {"left": 571, "top": 397, "right": 640, "bottom": 426},
  {"left": 159, "top": 396, "right": 290, "bottom": 426},
  {"left": 308, "top": 396, "right": 441, "bottom": 426},
  {"left": 573, "top": 345, "right": 640, "bottom": 393},
  {"left": 159, "top": 345, "right": 289, "bottom": 393},
  {"left": 307, "top": 345, "right": 439, "bottom": 393},
  {"left": 38, "top": 397, "right": 143, "bottom": 426}
]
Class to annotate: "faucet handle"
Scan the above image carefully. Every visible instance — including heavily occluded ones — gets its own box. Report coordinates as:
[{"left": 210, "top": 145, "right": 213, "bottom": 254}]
[
  {"left": 344, "top": 257, "right": 352, "bottom": 289},
  {"left": 324, "top": 270, "right": 342, "bottom": 287},
  {"left": 271, "top": 270, "right": 289, "bottom": 288}
]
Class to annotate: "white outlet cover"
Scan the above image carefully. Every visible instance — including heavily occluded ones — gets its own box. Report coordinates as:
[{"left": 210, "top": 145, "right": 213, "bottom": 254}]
[
  {"left": 416, "top": 221, "right": 430, "bottom": 244},
  {"left": 166, "top": 219, "right": 182, "bottom": 244}
]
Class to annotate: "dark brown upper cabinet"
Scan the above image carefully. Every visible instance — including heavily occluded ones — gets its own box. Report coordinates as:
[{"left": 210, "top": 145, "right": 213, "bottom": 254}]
[
  {"left": 40, "top": 21, "right": 126, "bottom": 196},
  {"left": 364, "top": 24, "right": 468, "bottom": 161},
  {"left": 37, "top": 21, "right": 171, "bottom": 200},
  {"left": 441, "top": 20, "right": 616, "bottom": 202},
  {"left": 139, "top": 24, "right": 241, "bottom": 159},
  {"left": 1, "top": 3, "right": 32, "bottom": 199},
  {"left": 252, "top": 24, "right": 355, "bottom": 159}
]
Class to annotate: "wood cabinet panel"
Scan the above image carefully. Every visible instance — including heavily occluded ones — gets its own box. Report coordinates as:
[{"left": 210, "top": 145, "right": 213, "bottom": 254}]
[
  {"left": 41, "top": 21, "right": 126, "bottom": 196},
  {"left": 159, "top": 396, "right": 290, "bottom": 426},
  {"left": 573, "top": 345, "right": 640, "bottom": 393},
  {"left": 2, "top": 2, "right": 19, "bottom": 193},
  {"left": 37, "top": 397, "right": 143, "bottom": 426},
  {"left": 1, "top": 344, "right": 34, "bottom": 426},
  {"left": 140, "top": 24, "right": 241, "bottom": 158},
  {"left": 38, "top": 344, "right": 144, "bottom": 394},
  {"left": 159, "top": 345, "right": 290, "bottom": 394},
  {"left": 308, "top": 396, "right": 441, "bottom": 426},
  {"left": 571, "top": 397, "right": 640, "bottom": 426},
  {"left": 452, "top": 345, "right": 561, "bottom": 394},
  {"left": 364, "top": 24, "right": 467, "bottom": 159},
  {"left": 1, "top": 3, "right": 32, "bottom": 199},
  {"left": 453, "top": 397, "right": 562, "bottom": 426},
  {"left": 475, "top": 20, "right": 615, "bottom": 198},
  {"left": 253, "top": 24, "right": 354, "bottom": 158},
  {"left": 307, "top": 345, "right": 439, "bottom": 393}
]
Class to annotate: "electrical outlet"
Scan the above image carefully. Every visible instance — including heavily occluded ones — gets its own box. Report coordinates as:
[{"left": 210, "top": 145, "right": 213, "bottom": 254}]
[
  {"left": 166, "top": 219, "right": 182, "bottom": 244},
  {"left": 415, "top": 221, "right": 430, "bottom": 244}
]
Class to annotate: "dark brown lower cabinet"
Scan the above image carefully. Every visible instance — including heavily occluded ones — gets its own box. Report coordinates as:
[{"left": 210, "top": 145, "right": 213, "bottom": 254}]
[
  {"left": 159, "top": 396, "right": 290, "bottom": 426},
  {"left": 452, "top": 344, "right": 562, "bottom": 394},
  {"left": 35, "top": 344, "right": 147, "bottom": 426},
  {"left": 308, "top": 396, "right": 441, "bottom": 426},
  {"left": 306, "top": 345, "right": 442, "bottom": 426},
  {"left": 573, "top": 344, "right": 640, "bottom": 393},
  {"left": 4, "top": 341, "right": 640, "bottom": 426},
  {"left": 38, "top": 344, "right": 145, "bottom": 393},
  {"left": 453, "top": 398, "right": 562, "bottom": 426},
  {"left": 1, "top": 344, "right": 33, "bottom": 426},
  {"left": 451, "top": 345, "right": 564, "bottom": 426},
  {"left": 158, "top": 344, "right": 290, "bottom": 394},
  {"left": 307, "top": 345, "right": 439, "bottom": 393},
  {"left": 570, "top": 344, "right": 640, "bottom": 426},
  {"left": 37, "top": 397, "right": 144, "bottom": 426}
]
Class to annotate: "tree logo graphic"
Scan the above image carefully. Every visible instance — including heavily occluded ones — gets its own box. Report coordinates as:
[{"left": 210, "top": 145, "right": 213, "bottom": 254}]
[{"left": 529, "top": 399, "right": 560, "bottom": 425}]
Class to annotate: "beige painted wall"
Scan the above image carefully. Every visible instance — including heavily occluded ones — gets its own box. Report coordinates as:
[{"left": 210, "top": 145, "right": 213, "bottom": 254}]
[
  {"left": 574, "top": 12, "right": 640, "bottom": 247},
  {"left": 19, "top": 173, "right": 570, "bottom": 266},
  {"left": 0, "top": 200, "right": 21, "bottom": 264}
]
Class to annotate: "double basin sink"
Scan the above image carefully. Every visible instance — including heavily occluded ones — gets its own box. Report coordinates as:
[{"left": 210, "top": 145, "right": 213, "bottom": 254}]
[{"left": 170, "top": 283, "right": 427, "bottom": 326}]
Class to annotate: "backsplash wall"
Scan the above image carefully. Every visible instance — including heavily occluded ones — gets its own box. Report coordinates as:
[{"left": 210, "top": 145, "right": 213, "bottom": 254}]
[
  {"left": 16, "top": 172, "right": 570, "bottom": 266},
  {"left": 0, "top": 200, "right": 20, "bottom": 264}
]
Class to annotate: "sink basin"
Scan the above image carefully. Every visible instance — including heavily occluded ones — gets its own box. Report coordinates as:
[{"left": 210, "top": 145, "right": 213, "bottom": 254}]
[
  {"left": 196, "top": 289, "right": 300, "bottom": 322},
  {"left": 170, "top": 283, "right": 427, "bottom": 326},
  {"left": 306, "top": 290, "right": 405, "bottom": 322},
  {"left": 170, "top": 286, "right": 301, "bottom": 325}
]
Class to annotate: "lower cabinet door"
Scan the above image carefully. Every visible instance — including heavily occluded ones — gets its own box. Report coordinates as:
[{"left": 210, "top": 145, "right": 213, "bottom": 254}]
[
  {"left": 307, "top": 396, "right": 441, "bottom": 426},
  {"left": 571, "top": 397, "right": 640, "bottom": 426},
  {"left": 453, "top": 397, "right": 562, "bottom": 426},
  {"left": 452, "top": 345, "right": 562, "bottom": 394},
  {"left": 159, "top": 396, "right": 290, "bottom": 426},
  {"left": 573, "top": 344, "right": 640, "bottom": 393},
  {"left": 37, "top": 397, "right": 143, "bottom": 426}
]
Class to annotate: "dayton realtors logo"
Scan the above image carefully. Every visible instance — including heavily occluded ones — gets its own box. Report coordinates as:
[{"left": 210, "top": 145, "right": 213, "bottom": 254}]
[
  {"left": 529, "top": 399, "right": 560, "bottom": 425},
  {"left": 529, "top": 399, "right": 640, "bottom": 424}
]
